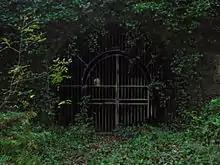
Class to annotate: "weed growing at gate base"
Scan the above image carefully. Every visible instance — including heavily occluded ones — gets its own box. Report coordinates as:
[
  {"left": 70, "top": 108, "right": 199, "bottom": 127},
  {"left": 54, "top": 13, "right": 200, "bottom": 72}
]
[
  {"left": 1, "top": 98, "right": 220, "bottom": 164},
  {"left": 1, "top": 123, "right": 220, "bottom": 164},
  {"left": 88, "top": 127, "right": 220, "bottom": 165}
]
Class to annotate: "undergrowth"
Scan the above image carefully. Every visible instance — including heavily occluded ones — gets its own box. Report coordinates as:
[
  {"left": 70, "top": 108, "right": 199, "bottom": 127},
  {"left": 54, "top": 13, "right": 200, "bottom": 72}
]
[{"left": 1, "top": 98, "right": 220, "bottom": 165}]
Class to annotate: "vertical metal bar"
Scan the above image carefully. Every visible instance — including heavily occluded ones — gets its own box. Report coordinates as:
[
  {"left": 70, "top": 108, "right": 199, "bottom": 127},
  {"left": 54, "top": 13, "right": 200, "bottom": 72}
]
[
  {"left": 101, "top": 56, "right": 105, "bottom": 131},
  {"left": 96, "top": 64, "right": 99, "bottom": 130},
  {"left": 98, "top": 105, "right": 101, "bottom": 131},
  {"left": 100, "top": 105, "right": 102, "bottom": 132},
  {"left": 127, "top": 68, "right": 130, "bottom": 100},
  {"left": 138, "top": 72, "right": 141, "bottom": 124},
  {"left": 150, "top": 90, "right": 153, "bottom": 121},
  {"left": 119, "top": 104, "right": 122, "bottom": 125},
  {"left": 111, "top": 56, "right": 113, "bottom": 90},
  {"left": 109, "top": 106, "right": 111, "bottom": 132},
  {"left": 147, "top": 88, "right": 150, "bottom": 119},
  {"left": 154, "top": 99, "right": 156, "bottom": 119},
  {"left": 101, "top": 105, "right": 104, "bottom": 132},
  {"left": 106, "top": 59, "right": 109, "bottom": 132},
  {"left": 143, "top": 78, "right": 146, "bottom": 121},
  {"left": 115, "top": 55, "right": 120, "bottom": 128},
  {"left": 119, "top": 57, "right": 122, "bottom": 100},
  {"left": 104, "top": 106, "right": 107, "bottom": 132},
  {"left": 119, "top": 58, "right": 122, "bottom": 125},
  {"left": 130, "top": 106, "right": 133, "bottom": 125},
  {"left": 107, "top": 57, "right": 110, "bottom": 98},
  {"left": 105, "top": 31, "right": 107, "bottom": 51},
  {"left": 137, "top": 104, "right": 140, "bottom": 123},
  {"left": 111, "top": 31, "right": 113, "bottom": 48},
  {"left": 127, "top": 106, "right": 130, "bottom": 125},
  {"left": 120, "top": 30, "right": 122, "bottom": 49},
  {"left": 134, "top": 104, "right": 137, "bottom": 125},
  {"left": 123, "top": 61, "right": 126, "bottom": 100},
  {"left": 134, "top": 68, "right": 138, "bottom": 124},
  {"left": 141, "top": 85, "right": 144, "bottom": 123},
  {"left": 141, "top": 79, "right": 145, "bottom": 123},
  {"left": 112, "top": 57, "right": 115, "bottom": 130},
  {"left": 126, "top": 106, "right": 128, "bottom": 126},
  {"left": 114, "top": 104, "right": 117, "bottom": 130},
  {"left": 111, "top": 105, "right": 113, "bottom": 131},
  {"left": 124, "top": 104, "right": 127, "bottom": 125},
  {"left": 94, "top": 106, "right": 97, "bottom": 131}
]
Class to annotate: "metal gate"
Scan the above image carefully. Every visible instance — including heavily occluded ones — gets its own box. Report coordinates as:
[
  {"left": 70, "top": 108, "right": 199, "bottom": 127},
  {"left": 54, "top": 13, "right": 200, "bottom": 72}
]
[
  {"left": 59, "top": 22, "right": 175, "bottom": 130},
  {"left": 81, "top": 50, "right": 154, "bottom": 132}
]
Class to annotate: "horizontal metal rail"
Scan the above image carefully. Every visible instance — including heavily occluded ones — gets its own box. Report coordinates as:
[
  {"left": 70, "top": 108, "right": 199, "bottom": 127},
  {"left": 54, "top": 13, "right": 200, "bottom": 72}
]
[
  {"left": 78, "top": 102, "right": 149, "bottom": 105},
  {"left": 90, "top": 99, "right": 149, "bottom": 101},
  {"left": 61, "top": 85, "right": 149, "bottom": 88}
]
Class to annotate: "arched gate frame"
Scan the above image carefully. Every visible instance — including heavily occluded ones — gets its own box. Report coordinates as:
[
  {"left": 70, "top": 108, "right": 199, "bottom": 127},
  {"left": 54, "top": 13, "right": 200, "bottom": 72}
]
[{"left": 81, "top": 50, "right": 154, "bottom": 132}]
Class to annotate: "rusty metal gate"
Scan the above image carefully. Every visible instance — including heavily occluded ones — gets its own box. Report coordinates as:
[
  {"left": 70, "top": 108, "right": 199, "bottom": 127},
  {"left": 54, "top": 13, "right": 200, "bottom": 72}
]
[
  {"left": 58, "top": 22, "right": 175, "bottom": 131},
  {"left": 57, "top": 22, "right": 174, "bottom": 132},
  {"left": 81, "top": 50, "right": 154, "bottom": 132}
]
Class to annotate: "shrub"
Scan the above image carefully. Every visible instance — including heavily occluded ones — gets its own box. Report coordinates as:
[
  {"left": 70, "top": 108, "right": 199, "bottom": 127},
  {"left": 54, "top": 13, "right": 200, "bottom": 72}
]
[
  {"left": 200, "top": 98, "right": 220, "bottom": 143},
  {"left": 0, "top": 111, "right": 46, "bottom": 164}
]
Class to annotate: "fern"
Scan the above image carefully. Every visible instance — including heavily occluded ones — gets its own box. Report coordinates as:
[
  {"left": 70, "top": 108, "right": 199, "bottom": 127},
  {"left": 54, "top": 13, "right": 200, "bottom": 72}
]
[
  {"left": 0, "top": 111, "right": 36, "bottom": 129},
  {"left": 0, "top": 111, "right": 47, "bottom": 164}
]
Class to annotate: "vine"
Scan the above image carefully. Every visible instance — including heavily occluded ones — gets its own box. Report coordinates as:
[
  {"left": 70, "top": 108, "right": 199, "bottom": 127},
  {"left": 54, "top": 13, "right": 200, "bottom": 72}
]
[{"left": 1, "top": 0, "right": 219, "bottom": 126}]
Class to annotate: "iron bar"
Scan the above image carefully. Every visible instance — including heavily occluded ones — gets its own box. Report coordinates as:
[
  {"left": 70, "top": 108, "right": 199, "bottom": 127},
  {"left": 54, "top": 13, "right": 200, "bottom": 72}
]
[
  {"left": 84, "top": 102, "right": 149, "bottom": 105},
  {"left": 90, "top": 99, "right": 149, "bottom": 101},
  {"left": 104, "top": 106, "right": 107, "bottom": 132},
  {"left": 66, "top": 48, "right": 156, "bottom": 132},
  {"left": 147, "top": 89, "right": 150, "bottom": 119},
  {"left": 98, "top": 105, "right": 101, "bottom": 131},
  {"left": 115, "top": 54, "right": 120, "bottom": 128},
  {"left": 61, "top": 85, "right": 149, "bottom": 88}
]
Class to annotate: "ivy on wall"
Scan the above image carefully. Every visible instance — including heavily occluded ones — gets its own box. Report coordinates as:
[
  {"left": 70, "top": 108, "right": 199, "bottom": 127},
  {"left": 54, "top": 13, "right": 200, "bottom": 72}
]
[{"left": 1, "top": 0, "right": 220, "bottom": 122}]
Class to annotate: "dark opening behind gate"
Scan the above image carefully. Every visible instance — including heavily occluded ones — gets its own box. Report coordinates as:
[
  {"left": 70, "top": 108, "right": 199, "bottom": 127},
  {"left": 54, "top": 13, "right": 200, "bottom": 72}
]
[{"left": 59, "top": 22, "right": 175, "bottom": 132}]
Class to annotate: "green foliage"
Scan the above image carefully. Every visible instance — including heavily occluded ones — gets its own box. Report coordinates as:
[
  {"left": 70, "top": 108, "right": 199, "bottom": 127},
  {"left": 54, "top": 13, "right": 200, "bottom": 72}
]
[
  {"left": 85, "top": 100, "right": 219, "bottom": 164},
  {"left": 73, "top": 96, "right": 95, "bottom": 139},
  {"left": 169, "top": 98, "right": 220, "bottom": 142},
  {"left": 38, "top": 127, "right": 91, "bottom": 165},
  {"left": 88, "top": 126, "right": 220, "bottom": 165},
  {"left": 113, "top": 125, "right": 140, "bottom": 140},
  {"left": 1, "top": 99, "right": 220, "bottom": 164},
  {"left": 0, "top": 111, "right": 44, "bottom": 164},
  {"left": 0, "top": 1, "right": 220, "bottom": 164},
  {"left": 123, "top": 0, "right": 217, "bottom": 120},
  {"left": 0, "top": 111, "right": 93, "bottom": 164},
  {"left": 49, "top": 58, "right": 72, "bottom": 87},
  {"left": 0, "top": 111, "right": 36, "bottom": 129},
  {"left": 1, "top": 0, "right": 219, "bottom": 122},
  {"left": 0, "top": 16, "right": 47, "bottom": 112},
  {"left": 197, "top": 98, "right": 220, "bottom": 143},
  {"left": 131, "top": 1, "right": 213, "bottom": 30},
  {"left": 0, "top": 15, "right": 72, "bottom": 119},
  {"left": 203, "top": 98, "right": 220, "bottom": 117}
]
